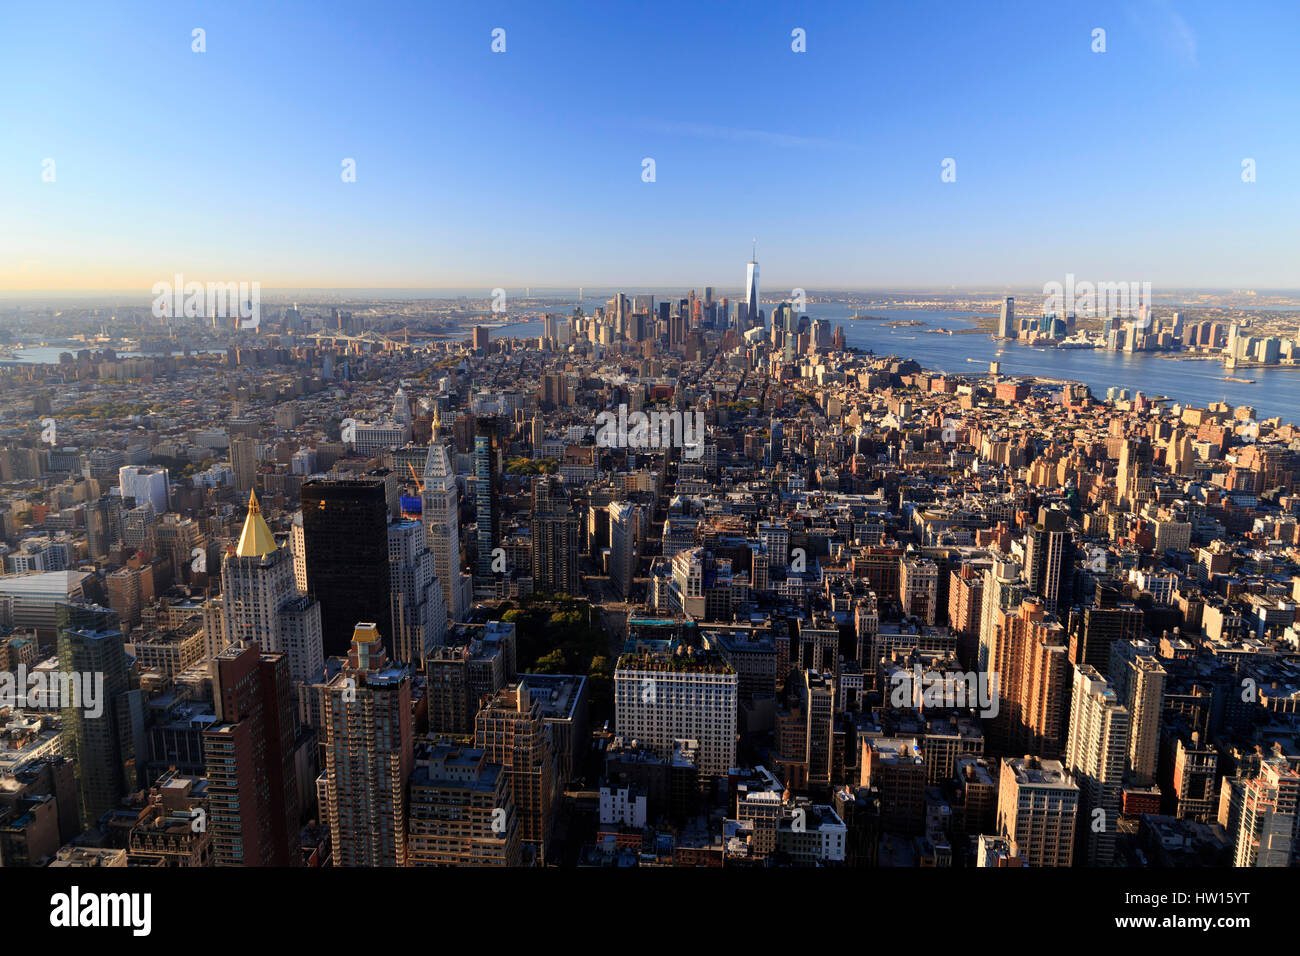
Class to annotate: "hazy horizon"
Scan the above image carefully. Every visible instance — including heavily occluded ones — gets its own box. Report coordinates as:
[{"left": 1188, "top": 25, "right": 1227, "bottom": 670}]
[{"left": 3, "top": 284, "right": 1300, "bottom": 306}]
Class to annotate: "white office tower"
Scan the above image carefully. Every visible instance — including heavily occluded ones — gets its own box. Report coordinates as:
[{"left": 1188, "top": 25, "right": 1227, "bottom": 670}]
[
  {"left": 422, "top": 441, "right": 466, "bottom": 622},
  {"left": 609, "top": 501, "right": 636, "bottom": 600},
  {"left": 614, "top": 653, "right": 737, "bottom": 777},
  {"left": 997, "top": 296, "right": 1015, "bottom": 339},
  {"left": 745, "top": 251, "right": 761, "bottom": 330},
  {"left": 118, "top": 465, "right": 170, "bottom": 514},
  {"left": 219, "top": 492, "right": 324, "bottom": 696},
  {"left": 387, "top": 518, "right": 447, "bottom": 664},
  {"left": 1064, "top": 666, "right": 1130, "bottom": 866}
]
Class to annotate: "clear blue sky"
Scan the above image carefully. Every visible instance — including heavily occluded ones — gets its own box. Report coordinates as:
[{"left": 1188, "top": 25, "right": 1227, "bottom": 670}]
[{"left": 2, "top": 0, "right": 1297, "bottom": 292}]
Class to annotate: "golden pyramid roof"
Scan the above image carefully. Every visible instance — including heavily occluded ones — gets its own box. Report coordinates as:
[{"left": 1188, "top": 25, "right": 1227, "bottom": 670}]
[{"left": 235, "top": 491, "right": 278, "bottom": 558}]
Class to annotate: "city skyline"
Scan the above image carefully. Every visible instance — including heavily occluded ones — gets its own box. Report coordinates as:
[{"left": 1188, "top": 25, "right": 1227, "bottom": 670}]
[
  {"left": 5, "top": 238, "right": 1300, "bottom": 885},
  {"left": 7, "top": 280, "right": 1300, "bottom": 304},
  {"left": 4, "top": 0, "right": 1300, "bottom": 925}
]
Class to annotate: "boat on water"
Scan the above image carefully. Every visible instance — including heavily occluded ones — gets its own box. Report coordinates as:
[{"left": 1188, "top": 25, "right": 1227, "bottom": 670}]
[{"left": 1221, "top": 376, "right": 1255, "bottom": 384}]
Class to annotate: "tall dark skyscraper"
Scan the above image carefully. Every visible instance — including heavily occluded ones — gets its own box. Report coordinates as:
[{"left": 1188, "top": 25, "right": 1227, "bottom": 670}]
[
  {"left": 766, "top": 417, "right": 784, "bottom": 466},
  {"left": 302, "top": 477, "right": 392, "bottom": 657},
  {"left": 532, "top": 506, "right": 582, "bottom": 596},
  {"left": 1025, "top": 507, "right": 1073, "bottom": 615},
  {"left": 56, "top": 601, "right": 140, "bottom": 829},
  {"left": 474, "top": 418, "right": 500, "bottom": 585},
  {"left": 670, "top": 301, "right": 687, "bottom": 348}
]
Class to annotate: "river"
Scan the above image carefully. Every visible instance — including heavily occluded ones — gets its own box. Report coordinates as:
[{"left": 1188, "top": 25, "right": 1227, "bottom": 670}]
[{"left": 502, "top": 304, "right": 1300, "bottom": 421}]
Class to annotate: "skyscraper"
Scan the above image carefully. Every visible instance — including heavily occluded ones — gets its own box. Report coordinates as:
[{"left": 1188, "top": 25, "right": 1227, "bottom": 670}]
[
  {"left": 56, "top": 602, "right": 140, "bottom": 829},
  {"left": 473, "top": 418, "right": 500, "bottom": 587},
  {"left": 978, "top": 551, "right": 1025, "bottom": 675},
  {"left": 290, "top": 511, "right": 307, "bottom": 594},
  {"left": 118, "top": 465, "right": 170, "bottom": 514},
  {"left": 745, "top": 246, "right": 761, "bottom": 330},
  {"left": 766, "top": 417, "right": 783, "bottom": 467},
  {"left": 669, "top": 299, "right": 687, "bottom": 348},
  {"left": 804, "top": 670, "right": 835, "bottom": 787},
  {"left": 156, "top": 514, "right": 206, "bottom": 588},
  {"left": 1171, "top": 733, "right": 1218, "bottom": 822},
  {"left": 387, "top": 518, "right": 447, "bottom": 665},
  {"left": 1122, "top": 655, "right": 1166, "bottom": 788},
  {"left": 532, "top": 494, "right": 582, "bottom": 597},
  {"left": 899, "top": 556, "right": 939, "bottom": 625},
  {"left": 230, "top": 437, "right": 257, "bottom": 495},
  {"left": 997, "top": 296, "right": 1015, "bottom": 339},
  {"left": 609, "top": 501, "right": 636, "bottom": 600},
  {"left": 203, "top": 641, "right": 300, "bottom": 866},
  {"left": 392, "top": 387, "right": 412, "bottom": 426},
  {"left": 1116, "top": 438, "right": 1154, "bottom": 510},
  {"left": 1063, "top": 665, "right": 1129, "bottom": 866},
  {"left": 422, "top": 437, "right": 467, "bottom": 623},
  {"left": 1025, "top": 507, "right": 1072, "bottom": 615},
  {"left": 219, "top": 492, "right": 324, "bottom": 696},
  {"left": 324, "top": 623, "right": 413, "bottom": 867},
  {"left": 1068, "top": 586, "right": 1144, "bottom": 675},
  {"left": 1231, "top": 758, "right": 1300, "bottom": 868},
  {"left": 85, "top": 496, "right": 119, "bottom": 560},
  {"left": 302, "top": 477, "right": 392, "bottom": 657},
  {"left": 948, "top": 563, "right": 986, "bottom": 666},
  {"left": 988, "top": 599, "right": 1071, "bottom": 758},
  {"left": 425, "top": 645, "right": 474, "bottom": 735},
  {"left": 474, "top": 684, "right": 557, "bottom": 863}
]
